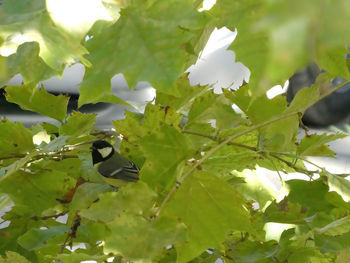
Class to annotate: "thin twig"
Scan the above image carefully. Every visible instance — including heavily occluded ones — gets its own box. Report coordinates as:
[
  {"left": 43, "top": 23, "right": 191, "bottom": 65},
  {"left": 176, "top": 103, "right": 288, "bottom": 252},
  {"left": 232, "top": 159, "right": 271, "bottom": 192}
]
[
  {"left": 298, "top": 112, "right": 309, "bottom": 137},
  {"left": 182, "top": 130, "right": 217, "bottom": 141},
  {"left": 268, "top": 157, "right": 286, "bottom": 187},
  {"left": 0, "top": 153, "right": 78, "bottom": 162},
  {"left": 269, "top": 153, "right": 317, "bottom": 177},
  {"left": 0, "top": 154, "right": 26, "bottom": 160},
  {"left": 154, "top": 111, "right": 299, "bottom": 217},
  {"left": 31, "top": 211, "right": 67, "bottom": 221},
  {"left": 60, "top": 212, "right": 81, "bottom": 253},
  {"left": 270, "top": 151, "right": 324, "bottom": 170},
  {"left": 182, "top": 130, "right": 322, "bottom": 178},
  {"left": 225, "top": 241, "right": 238, "bottom": 258}
]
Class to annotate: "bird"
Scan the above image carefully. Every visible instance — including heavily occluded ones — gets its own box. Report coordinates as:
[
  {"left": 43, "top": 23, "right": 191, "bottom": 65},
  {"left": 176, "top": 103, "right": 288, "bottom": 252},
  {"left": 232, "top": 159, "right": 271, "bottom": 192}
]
[{"left": 90, "top": 140, "right": 140, "bottom": 187}]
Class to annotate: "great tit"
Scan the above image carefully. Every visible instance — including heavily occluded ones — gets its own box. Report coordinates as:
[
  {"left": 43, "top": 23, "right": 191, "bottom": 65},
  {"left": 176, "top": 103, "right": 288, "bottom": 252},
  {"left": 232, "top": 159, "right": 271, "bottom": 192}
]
[{"left": 90, "top": 140, "right": 139, "bottom": 187}]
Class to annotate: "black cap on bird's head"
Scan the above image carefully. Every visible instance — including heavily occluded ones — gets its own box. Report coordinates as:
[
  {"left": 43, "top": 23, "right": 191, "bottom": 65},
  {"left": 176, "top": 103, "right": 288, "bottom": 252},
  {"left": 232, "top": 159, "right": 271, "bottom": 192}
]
[{"left": 90, "top": 140, "right": 115, "bottom": 164}]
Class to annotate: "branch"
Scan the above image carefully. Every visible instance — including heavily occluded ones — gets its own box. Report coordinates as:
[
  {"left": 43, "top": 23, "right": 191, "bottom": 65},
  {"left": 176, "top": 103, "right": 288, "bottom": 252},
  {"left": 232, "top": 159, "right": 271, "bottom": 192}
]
[
  {"left": 0, "top": 154, "right": 26, "bottom": 160},
  {"left": 31, "top": 211, "right": 67, "bottom": 221},
  {"left": 269, "top": 153, "right": 318, "bottom": 177},
  {"left": 0, "top": 153, "right": 78, "bottom": 162},
  {"left": 60, "top": 212, "right": 81, "bottom": 253},
  {"left": 59, "top": 130, "right": 118, "bottom": 152},
  {"left": 155, "top": 111, "right": 299, "bottom": 217}
]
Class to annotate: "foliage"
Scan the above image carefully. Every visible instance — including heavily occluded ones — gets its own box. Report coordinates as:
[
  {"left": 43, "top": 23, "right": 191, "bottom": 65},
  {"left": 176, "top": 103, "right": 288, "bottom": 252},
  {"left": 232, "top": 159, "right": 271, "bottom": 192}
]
[{"left": 0, "top": 0, "right": 350, "bottom": 262}]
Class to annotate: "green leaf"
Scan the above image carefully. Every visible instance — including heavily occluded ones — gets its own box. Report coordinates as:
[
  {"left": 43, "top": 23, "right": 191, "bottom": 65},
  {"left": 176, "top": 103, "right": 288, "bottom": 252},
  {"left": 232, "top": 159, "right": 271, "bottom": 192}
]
[
  {"left": 0, "top": 193, "right": 11, "bottom": 211},
  {"left": 225, "top": 239, "right": 277, "bottom": 263},
  {"left": 204, "top": 145, "right": 258, "bottom": 174},
  {"left": 277, "top": 229, "right": 326, "bottom": 263},
  {"left": 43, "top": 135, "right": 69, "bottom": 152},
  {"left": 287, "top": 73, "right": 333, "bottom": 113},
  {"left": 229, "top": 30, "right": 270, "bottom": 96},
  {"left": 0, "top": 150, "right": 38, "bottom": 179},
  {"left": 69, "top": 182, "right": 112, "bottom": 211},
  {"left": 79, "top": 1, "right": 208, "bottom": 105},
  {"left": 315, "top": 215, "right": 350, "bottom": 236},
  {"left": 226, "top": 85, "right": 299, "bottom": 151},
  {"left": 316, "top": 47, "right": 350, "bottom": 79},
  {"left": 234, "top": 170, "right": 276, "bottom": 209},
  {"left": 264, "top": 198, "right": 307, "bottom": 224},
  {"left": 315, "top": 232, "right": 350, "bottom": 253},
  {"left": 105, "top": 214, "right": 186, "bottom": 262},
  {"left": 211, "top": 0, "right": 269, "bottom": 96},
  {"left": 59, "top": 112, "right": 96, "bottom": 138},
  {"left": 209, "top": 0, "right": 264, "bottom": 29},
  {"left": 0, "top": 119, "right": 34, "bottom": 158},
  {"left": 0, "top": 251, "right": 31, "bottom": 263},
  {"left": 287, "top": 179, "right": 335, "bottom": 216},
  {"left": 219, "top": 0, "right": 350, "bottom": 98},
  {"left": 87, "top": 92, "right": 132, "bottom": 107},
  {"left": 140, "top": 124, "right": 194, "bottom": 192},
  {"left": 18, "top": 225, "right": 69, "bottom": 251},
  {"left": 336, "top": 248, "right": 350, "bottom": 263},
  {"left": 0, "top": 42, "right": 59, "bottom": 87},
  {"left": 113, "top": 111, "right": 146, "bottom": 166},
  {"left": 55, "top": 252, "right": 108, "bottom": 263},
  {"left": 324, "top": 171, "right": 350, "bottom": 202},
  {"left": 0, "top": 169, "right": 76, "bottom": 216},
  {"left": 0, "top": 0, "right": 89, "bottom": 69},
  {"left": 5, "top": 85, "right": 69, "bottom": 122},
  {"left": 80, "top": 181, "right": 156, "bottom": 222},
  {"left": 297, "top": 133, "right": 346, "bottom": 157},
  {"left": 75, "top": 220, "right": 110, "bottom": 247},
  {"left": 182, "top": 122, "right": 216, "bottom": 149},
  {"left": 314, "top": 1, "right": 350, "bottom": 78},
  {"left": 113, "top": 104, "right": 183, "bottom": 167},
  {"left": 156, "top": 74, "right": 208, "bottom": 111},
  {"left": 164, "top": 171, "right": 251, "bottom": 262},
  {"left": 142, "top": 104, "right": 183, "bottom": 132},
  {"left": 186, "top": 90, "right": 244, "bottom": 129}
]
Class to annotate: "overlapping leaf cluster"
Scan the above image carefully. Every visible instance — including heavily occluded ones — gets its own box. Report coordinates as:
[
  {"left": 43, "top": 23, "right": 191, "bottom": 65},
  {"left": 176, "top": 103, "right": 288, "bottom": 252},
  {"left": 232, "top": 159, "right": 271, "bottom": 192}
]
[{"left": 1, "top": 0, "right": 350, "bottom": 262}]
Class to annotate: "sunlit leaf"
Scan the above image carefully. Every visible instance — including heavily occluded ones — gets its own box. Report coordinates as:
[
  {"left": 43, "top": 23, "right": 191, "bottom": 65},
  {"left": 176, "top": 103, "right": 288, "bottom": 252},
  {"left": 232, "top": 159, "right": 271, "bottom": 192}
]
[
  {"left": 226, "top": 85, "right": 299, "bottom": 151},
  {"left": 297, "top": 133, "right": 346, "bottom": 157},
  {"left": 79, "top": 0, "right": 208, "bottom": 106},
  {"left": 324, "top": 171, "right": 350, "bottom": 202},
  {"left": 0, "top": 0, "right": 89, "bottom": 69},
  {"left": 164, "top": 171, "right": 251, "bottom": 262},
  {"left": 156, "top": 74, "right": 208, "bottom": 111},
  {"left": 5, "top": 84, "right": 69, "bottom": 122},
  {"left": 0, "top": 42, "right": 59, "bottom": 87}
]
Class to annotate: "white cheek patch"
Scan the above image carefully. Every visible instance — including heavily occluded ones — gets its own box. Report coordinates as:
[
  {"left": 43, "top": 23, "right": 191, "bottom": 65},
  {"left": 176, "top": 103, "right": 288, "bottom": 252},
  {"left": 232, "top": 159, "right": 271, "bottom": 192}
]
[{"left": 97, "top": 147, "right": 113, "bottom": 158}]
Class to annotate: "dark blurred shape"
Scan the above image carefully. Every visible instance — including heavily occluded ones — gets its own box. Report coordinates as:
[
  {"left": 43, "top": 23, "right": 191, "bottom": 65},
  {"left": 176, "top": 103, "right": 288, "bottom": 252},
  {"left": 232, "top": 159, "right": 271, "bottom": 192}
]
[{"left": 287, "top": 63, "right": 350, "bottom": 127}]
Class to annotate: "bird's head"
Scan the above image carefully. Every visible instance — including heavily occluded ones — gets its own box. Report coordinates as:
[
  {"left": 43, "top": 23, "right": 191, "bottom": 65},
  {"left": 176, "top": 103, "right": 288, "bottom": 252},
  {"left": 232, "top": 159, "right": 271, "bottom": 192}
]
[{"left": 90, "top": 140, "right": 115, "bottom": 164}]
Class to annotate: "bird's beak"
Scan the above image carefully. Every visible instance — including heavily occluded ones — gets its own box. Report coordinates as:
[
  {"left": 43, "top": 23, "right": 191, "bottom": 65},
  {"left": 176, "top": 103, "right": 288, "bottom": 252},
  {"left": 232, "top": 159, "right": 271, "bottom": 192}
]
[{"left": 89, "top": 146, "right": 95, "bottom": 152}]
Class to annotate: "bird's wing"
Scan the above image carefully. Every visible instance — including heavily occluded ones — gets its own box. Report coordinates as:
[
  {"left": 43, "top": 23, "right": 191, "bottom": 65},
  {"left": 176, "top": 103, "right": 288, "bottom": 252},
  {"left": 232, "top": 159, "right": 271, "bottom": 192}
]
[{"left": 97, "top": 153, "right": 139, "bottom": 182}]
